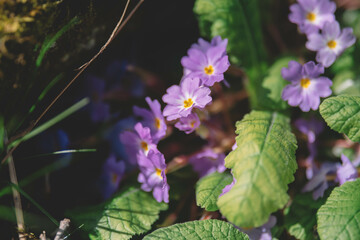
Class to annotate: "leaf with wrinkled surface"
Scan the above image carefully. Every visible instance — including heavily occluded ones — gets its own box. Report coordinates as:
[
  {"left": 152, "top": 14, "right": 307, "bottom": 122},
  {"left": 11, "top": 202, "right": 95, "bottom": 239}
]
[
  {"left": 196, "top": 172, "right": 233, "bottom": 211},
  {"left": 143, "top": 219, "right": 249, "bottom": 240},
  {"left": 320, "top": 95, "right": 360, "bottom": 142},
  {"left": 87, "top": 188, "right": 168, "bottom": 240},
  {"left": 218, "top": 110, "right": 297, "bottom": 227},
  {"left": 317, "top": 179, "right": 360, "bottom": 240}
]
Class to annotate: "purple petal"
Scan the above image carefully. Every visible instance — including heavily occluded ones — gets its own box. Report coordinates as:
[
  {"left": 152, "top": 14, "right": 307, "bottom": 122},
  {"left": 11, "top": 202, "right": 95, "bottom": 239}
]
[
  {"left": 162, "top": 85, "right": 181, "bottom": 104},
  {"left": 181, "top": 77, "right": 200, "bottom": 96},
  {"left": 289, "top": 4, "right": 305, "bottom": 24},
  {"left": 207, "top": 45, "right": 226, "bottom": 64},
  {"left": 298, "top": 0, "right": 317, "bottom": 11},
  {"left": 213, "top": 55, "right": 230, "bottom": 74},
  {"left": 306, "top": 33, "right": 326, "bottom": 51},
  {"left": 187, "top": 48, "right": 208, "bottom": 66},
  {"left": 163, "top": 105, "right": 182, "bottom": 121},
  {"left": 302, "top": 61, "right": 324, "bottom": 78},
  {"left": 318, "top": 0, "right": 336, "bottom": 14},
  {"left": 338, "top": 28, "right": 356, "bottom": 49},
  {"left": 299, "top": 93, "right": 312, "bottom": 112},
  {"left": 312, "top": 77, "right": 332, "bottom": 97},
  {"left": 316, "top": 48, "right": 336, "bottom": 67},
  {"left": 282, "top": 84, "right": 303, "bottom": 106},
  {"left": 281, "top": 61, "right": 302, "bottom": 82},
  {"left": 323, "top": 21, "right": 340, "bottom": 39}
]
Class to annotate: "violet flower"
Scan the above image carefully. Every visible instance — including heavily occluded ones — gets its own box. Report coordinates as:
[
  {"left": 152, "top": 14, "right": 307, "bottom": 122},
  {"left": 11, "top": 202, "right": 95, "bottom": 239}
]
[
  {"left": 306, "top": 21, "right": 356, "bottom": 67},
  {"left": 289, "top": 0, "right": 336, "bottom": 35},
  {"left": 174, "top": 113, "right": 200, "bottom": 134},
  {"left": 336, "top": 154, "right": 358, "bottom": 185},
  {"left": 242, "top": 216, "right": 277, "bottom": 240},
  {"left": 181, "top": 37, "right": 230, "bottom": 87},
  {"left": 133, "top": 97, "right": 167, "bottom": 143},
  {"left": 302, "top": 162, "right": 338, "bottom": 199},
  {"left": 295, "top": 118, "right": 324, "bottom": 179},
  {"left": 189, "top": 148, "right": 226, "bottom": 178},
  {"left": 281, "top": 61, "right": 332, "bottom": 112},
  {"left": 162, "top": 77, "right": 212, "bottom": 121},
  {"left": 98, "top": 154, "right": 126, "bottom": 199},
  {"left": 219, "top": 175, "right": 236, "bottom": 197},
  {"left": 138, "top": 150, "right": 169, "bottom": 203},
  {"left": 190, "top": 36, "right": 228, "bottom": 56},
  {"left": 119, "top": 122, "right": 158, "bottom": 165}
]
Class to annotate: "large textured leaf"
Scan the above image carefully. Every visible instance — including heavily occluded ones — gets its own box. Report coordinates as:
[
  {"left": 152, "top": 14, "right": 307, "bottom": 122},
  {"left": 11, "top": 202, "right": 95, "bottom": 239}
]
[
  {"left": 317, "top": 179, "right": 360, "bottom": 240},
  {"left": 82, "top": 188, "right": 167, "bottom": 240},
  {"left": 143, "top": 219, "right": 249, "bottom": 240},
  {"left": 195, "top": 172, "right": 233, "bottom": 211},
  {"left": 320, "top": 95, "right": 360, "bottom": 142},
  {"left": 218, "top": 110, "right": 297, "bottom": 227},
  {"left": 193, "top": 0, "right": 267, "bottom": 108},
  {"left": 284, "top": 193, "right": 327, "bottom": 240}
]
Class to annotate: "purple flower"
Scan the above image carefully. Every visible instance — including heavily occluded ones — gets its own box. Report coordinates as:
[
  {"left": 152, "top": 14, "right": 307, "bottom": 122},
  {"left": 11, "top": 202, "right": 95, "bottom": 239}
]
[
  {"left": 162, "top": 77, "right": 212, "bottom": 121},
  {"left": 138, "top": 150, "right": 169, "bottom": 203},
  {"left": 119, "top": 122, "right": 158, "bottom": 165},
  {"left": 98, "top": 154, "right": 126, "bottom": 199},
  {"left": 306, "top": 21, "right": 356, "bottom": 67},
  {"left": 189, "top": 148, "right": 226, "bottom": 178},
  {"left": 190, "top": 36, "right": 228, "bottom": 55},
  {"left": 336, "top": 154, "right": 358, "bottom": 185},
  {"left": 295, "top": 118, "right": 324, "bottom": 179},
  {"left": 174, "top": 113, "right": 200, "bottom": 134},
  {"left": 181, "top": 37, "right": 230, "bottom": 87},
  {"left": 289, "top": 0, "right": 336, "bottom": 35},
  {"left": 242, "top": 216, "right": 277, "bottom": 240},
  {"left": 281, "top": 61, "right": 332, "bottom": 112},
  {"left": 302, "top": 162, "right": 338, "bottom": 199},
  {"left": 134, "top": 97, "right": 167, "bottom": 143}
]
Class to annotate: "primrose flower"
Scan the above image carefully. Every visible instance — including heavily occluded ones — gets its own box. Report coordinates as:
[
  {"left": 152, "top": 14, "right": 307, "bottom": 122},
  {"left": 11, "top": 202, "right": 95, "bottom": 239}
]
[
  {"left": 138, "top": 150, "right": 169, "bottom": 203},
  {"left": 119, "top": 122, "right": 158, "bottom": 165},
  {"left": 189, "top": 148, "right": 226, "bottom": 178},
  {"left": 242, "top": 216, "right": 277, "bottom": 240},
  {"left": 98, "top": 154, "right": 126, "bottom": 199},
  {"left": 133, "top": 97, "right": 167, "bottom": 143},
  {"left": 162, "top": 77, "right": 212, "bottom": 121},
  {"left": 181, "top": 38, "right": 230, "bottom": 87},
  {"left": 306, "top": 21, "right": 356, "bottom": 67},
  {"left": 190, "top": 36, "right": 228, "bottom": 56},
  {"left": 289, "top": 0, "right": 336, "bottom": 35},
  {"left": 336, "top": 154, "right": 358, "bottom": 185},
  {"left": 281, "top": 61, "right": 332, "bottom": 112},
  {"left": 174, "top": 113, "right": 200, "bottom": 134},
  {"left": 302, "top": 162, "right": 338, "bottom": 199}
]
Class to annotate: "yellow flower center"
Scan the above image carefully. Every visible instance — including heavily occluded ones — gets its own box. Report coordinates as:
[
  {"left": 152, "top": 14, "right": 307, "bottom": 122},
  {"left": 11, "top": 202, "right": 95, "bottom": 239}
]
[
  {"left": 190, "top": 120, "right": 196, "bottom": 128},
  {"left": 111, "top": 173, "right": 119, "bottom": 184},
  {"left": 155, "top": 117, "right": 161, "bottom": 129},
  {"left": 204, "top": 65, "right": 214, "bottom": 75},
  {"left": 306, "top": 12, "right": 316, "bottom": 22},
  {"left": 327, "top": 40, "right": 337, "bottom": 49},
  {"left": 300, "top": 78, "right": 311, "bottom": 89},
  {"left": 140, "top": 141, "right": 148, "bottom": 152},
  {"left": 155, "top": 168, "right": 163, "bottom": 179},
  {"left": 183, "top": 98, "right": 194, "bottom": 108}
]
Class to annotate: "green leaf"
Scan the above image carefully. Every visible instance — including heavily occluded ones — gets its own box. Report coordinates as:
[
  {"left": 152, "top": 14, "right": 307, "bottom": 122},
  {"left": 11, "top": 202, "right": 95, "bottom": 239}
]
[
  {"left": 317, "top": 179, "right": 360, "bottom": 240},
  {"left": 87, "top": 188, "right": 167, "bottom": 240},
  {"left": 218, "top": 110, "right": 297, "bottom": 227},
  {"left": 193, "top": 0, "right": 268, "bottom": 108},
  {"left": 195, "top": 172, "right": 233, "bottom": 211},
  {"left": 260, "top": 56, "right": 296, "bottom": 111},
  {"left": 332, "top": 71, "right": 360, "bottom": 96},
  {"left": 319, "top": 95, "right": 360, "bottom": 142},
  {"left": 143, "top": 219, "right": 249, "bottom": 240},
  {"left": 284, "top": 193, "right": 327, "bottom": 240}
]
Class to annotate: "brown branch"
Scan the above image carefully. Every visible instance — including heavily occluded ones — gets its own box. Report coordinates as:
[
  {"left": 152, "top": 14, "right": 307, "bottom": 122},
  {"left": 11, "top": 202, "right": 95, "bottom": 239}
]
[{"left": 2, "top": 0, "right": 145, "bottom": 165}]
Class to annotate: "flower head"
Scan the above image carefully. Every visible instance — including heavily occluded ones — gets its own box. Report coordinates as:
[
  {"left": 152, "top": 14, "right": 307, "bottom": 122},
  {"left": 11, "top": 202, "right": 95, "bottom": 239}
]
[
  {"left": 134, "top": 97, "right": 167, "bottom": 143},
  {"left": 336, "top": 154, "right": 358, "bottom": 185},
  {"left": 174, "top": 113, "right": 200, "bottom": 134},
  {"left": 181, "top": 37, "right": 230, "bottom": 87},
  {"left": 138, "top": 150, "right": 169, "bottom": 203},
  {"left": 306, "top": 21, "right": 356, "bottom": 67},
  {"left": 289, "top": 0, "right": 336, "bottom": 34},
  {"left": 119, "top": 122, "right": 158, "bottom": 165},
  {"left": 162, "top": 77, "right": 212, "bottom": 121},
  {"left": 281, "top": 61, "right": 332, "bottom": 112},
  {"left": 189, "top": 148, "right": 226, "bottom": 178}
]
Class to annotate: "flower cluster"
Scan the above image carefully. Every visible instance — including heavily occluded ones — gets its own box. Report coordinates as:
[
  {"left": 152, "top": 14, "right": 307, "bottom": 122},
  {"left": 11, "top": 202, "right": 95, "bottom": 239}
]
[
  {"left": 284, "top": 0, "right": 356, "bottom": 112},
  {"left": 120, "top": 97, "right": 169, "bottom": 203}
]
